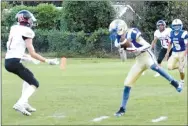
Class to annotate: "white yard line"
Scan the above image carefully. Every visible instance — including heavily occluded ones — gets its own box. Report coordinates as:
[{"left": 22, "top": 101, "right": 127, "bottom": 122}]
[
  {"left": 92, "top": 116, "right": 110, "bottom": 122},
  {"left": 152, "top": 116, "right": 168, "bottom": 122}
]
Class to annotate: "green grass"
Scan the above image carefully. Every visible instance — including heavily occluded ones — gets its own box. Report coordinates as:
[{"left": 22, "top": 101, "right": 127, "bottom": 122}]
[{"left": 2, "top": 58, "right": 187, "bottom": 125}]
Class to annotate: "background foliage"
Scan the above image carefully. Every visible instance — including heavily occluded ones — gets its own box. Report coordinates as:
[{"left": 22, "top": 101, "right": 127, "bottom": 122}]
[{"left": 1, "top": 1, "right": 188, "bottom": 58}]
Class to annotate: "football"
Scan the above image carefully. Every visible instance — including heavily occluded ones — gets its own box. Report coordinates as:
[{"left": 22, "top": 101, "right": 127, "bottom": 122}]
[{"left": 121, "top": 41, "right": 132, "bottom": 50}]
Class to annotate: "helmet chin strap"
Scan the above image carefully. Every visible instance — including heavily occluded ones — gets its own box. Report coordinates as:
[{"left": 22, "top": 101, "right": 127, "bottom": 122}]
[{"left": 19, "top": 22, "right": 32, "bottom": 27}]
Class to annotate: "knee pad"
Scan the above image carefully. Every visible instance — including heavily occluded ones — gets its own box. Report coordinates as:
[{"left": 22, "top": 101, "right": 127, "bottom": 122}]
[{"left": 150, "top": 64, "right": 159, "bottom": 71}]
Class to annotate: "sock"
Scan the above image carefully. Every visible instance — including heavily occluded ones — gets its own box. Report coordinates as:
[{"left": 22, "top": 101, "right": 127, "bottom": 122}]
[
  {"left": 180, "top": 80, "right": 184, "bottom": 83},
  {"left": 18, "top": 86, "right": 36, "bottom": 104},
  {"left": 121, "top": 86, "right": 131, "bottom": 110},
  {"left": 22, "top": 81, "right": 30, "bottom": 96},
  {"left": 150, "top": 64, "right": 173, "bottom": 82},
  {"left": 170, "top": 80, "right": 179, "bottom": 88}
]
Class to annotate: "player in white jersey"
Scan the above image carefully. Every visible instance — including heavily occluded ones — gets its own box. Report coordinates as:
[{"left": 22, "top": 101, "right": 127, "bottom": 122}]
[
  {"left": 151, "top": 20, "right": 172, "bottom": 77},
  {"left": 109, "top": 19, "right": 183, "bottom": 117},
  {"left": 5, "top": 10, "right": 59, "bottom": 116}
]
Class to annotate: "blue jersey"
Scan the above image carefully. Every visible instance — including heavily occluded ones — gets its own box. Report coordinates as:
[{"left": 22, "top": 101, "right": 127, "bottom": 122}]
[
  {"left": 116, "top": 28, "right": 143, "bottom": 48},
  {"left": 169, "top": 30, "right": 188, "bottom": 52}
]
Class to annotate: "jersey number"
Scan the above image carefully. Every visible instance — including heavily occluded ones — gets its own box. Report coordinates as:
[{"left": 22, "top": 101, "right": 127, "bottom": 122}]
[
  {"left": 161, "top": 39, "right": 169, "bottom": 47},
  {"left": 173, "top": 41, "right": 181, "bottom": 50}
]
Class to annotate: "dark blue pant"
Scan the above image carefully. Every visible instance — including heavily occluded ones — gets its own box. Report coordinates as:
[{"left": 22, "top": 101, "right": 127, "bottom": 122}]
[{"left": 5, "top": 58, "right": 39, "bottom": 88}]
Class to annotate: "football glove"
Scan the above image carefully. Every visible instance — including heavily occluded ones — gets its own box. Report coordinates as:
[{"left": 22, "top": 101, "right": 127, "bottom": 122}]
[{"left": 45, "top": 58, "right": 59, "bottom": 65}]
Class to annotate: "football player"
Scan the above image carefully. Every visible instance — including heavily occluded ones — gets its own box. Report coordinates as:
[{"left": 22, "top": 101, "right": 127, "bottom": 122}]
[
  {"left": 151, "top": 20, "right": 173, "bottom": 77},
  {"left": 109, "top": 19, "right": 183, "bottom": 117},
  {"left": 4, "top": 10, "right": 59, "bottom": 116},
  {"left": 165, "top": 19, "right": 188, "bottom": 85}
]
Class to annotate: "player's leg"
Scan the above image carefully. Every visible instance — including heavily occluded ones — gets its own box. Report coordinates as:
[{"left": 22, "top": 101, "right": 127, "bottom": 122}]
[
  {"left": 5, "top": 59, "right": 31, "bottom": 116},
  {"left": 15, "top": 65, "right": 39, "bottom": 112},
  {"left": 21, "top": 81, "right": 37, "bottom": 112},
  {"left": 22, "top": 81, "right": 30, "bottom": 96},
  {"left": 115, "top": 61, "right": 146, "bottom": 116},
  {"left": 154, "top": 48, "right": 167, "bottom": 77},
  {"left": 178, "top": 51, "right": 187, "bottom": 84},
  {"left": 167, "top": 52, "right": 179, "bottom": 70},
  {"left": 146, "top": 50, "right": 182, "bottom": 92},
  {"left": 5, "top": 58, "right": 39, "bottom": 115}
]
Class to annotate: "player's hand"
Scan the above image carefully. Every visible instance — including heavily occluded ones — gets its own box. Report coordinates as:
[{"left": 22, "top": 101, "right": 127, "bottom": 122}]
[
  {"left": 114, "top": 41, "right": 121, "bottom": 48},
  {"left": 45, "top": 58, "right": 59, "bottom": 65}
]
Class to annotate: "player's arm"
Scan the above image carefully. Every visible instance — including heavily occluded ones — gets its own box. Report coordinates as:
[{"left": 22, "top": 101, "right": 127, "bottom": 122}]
[
  {"left": 165, "top": 31, "right": 173, "bottom": 59},
  {"left": 136, "top": 37, "right": 151, "bottom": 51},
  {"left": 25, "top": 38, "right": 58, "bottom": 65},
  {"left": 165, "top": 41, "right": 172, "bottom": 60},
  {"left": 151, "top": 36, "right": 158, "bottom": 49},
  {"left": 25, "top": 38, "right": 46, "bottom": 62},
  {"left": 23, "top": 29, "right": 58, "bottom": 65},
  {"left": 151, "top": 30, "right": 158, "bottom": 49}
]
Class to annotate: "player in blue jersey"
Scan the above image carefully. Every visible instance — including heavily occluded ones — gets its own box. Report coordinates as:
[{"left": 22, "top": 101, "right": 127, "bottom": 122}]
[
  {"left": 109, "top": 19, "right": 183, "bottom": 117},
  {"left": 165, "top": 19, "right": 188, "bottom": 85}
]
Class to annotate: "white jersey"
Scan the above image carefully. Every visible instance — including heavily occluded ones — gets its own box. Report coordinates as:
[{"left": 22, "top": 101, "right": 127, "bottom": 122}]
[
  {"left": 5, "top": 25, "right": 35, "bottom": 59},
  {"left": 154, "top": 28, "right": 172, "bottom": 48}
]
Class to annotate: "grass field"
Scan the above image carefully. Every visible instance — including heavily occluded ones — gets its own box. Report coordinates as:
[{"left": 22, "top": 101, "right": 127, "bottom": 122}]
[{"left": 2, "top": 58, "right": 187, "bottom": 125}]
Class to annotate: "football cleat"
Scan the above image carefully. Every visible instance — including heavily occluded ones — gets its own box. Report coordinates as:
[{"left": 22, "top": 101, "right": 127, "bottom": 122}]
[
  {"left": 176, "top": 82, "right": 183, "bottom": 92},
  {"left": 13, "top": 103, "right": 31, "bottom": 116},
  {"left": 24, "top": 103, "right": 36, "bottom": 112},
  {"left": 114, "top": 107, "right": 125, "bottom": 117}
]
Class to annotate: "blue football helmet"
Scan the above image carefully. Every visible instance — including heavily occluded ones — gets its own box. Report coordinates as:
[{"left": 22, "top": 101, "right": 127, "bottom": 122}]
[
  {"left": 109, "top": 19, "right": 128, "bottom": 42},
  {"left": 171, "top": 19, "right": 183, "bottom": 31}
]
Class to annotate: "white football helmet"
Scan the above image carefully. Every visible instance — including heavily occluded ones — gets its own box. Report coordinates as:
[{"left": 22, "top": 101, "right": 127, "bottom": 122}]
[
  {"left": 109, "top": 19, "right": 128, "bottom": 35},
  {"left": 172, "top": 19, "right": 183, "bottom": 31}
]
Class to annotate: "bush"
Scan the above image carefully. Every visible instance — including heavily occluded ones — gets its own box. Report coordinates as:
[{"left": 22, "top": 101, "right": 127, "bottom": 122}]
[
  {"left": 47, "top": 30, "right": 89, "bottom": 57},
  {"left": 86, "top": 28, "right": 111, "bottom": 57},
  {"left": 32, "top": 28, "right": 111, "bottom": 57},
  {"left": 35, "top": 3, "right": 61, "bottom": 30},
  {"left": 33, "top": 29, "right": 49, "bottom": 52}
]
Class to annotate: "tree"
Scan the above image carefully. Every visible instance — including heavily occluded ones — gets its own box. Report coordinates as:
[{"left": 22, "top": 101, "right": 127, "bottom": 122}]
[
  {"left": 62, "top": 1, "right": 116, "bottom": 33},
  {"left": 136, "top": 1, "right": 169, "bottom": 42},
  {"left": 168, "top": 1, "right": 188, "bottom": 30}
]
